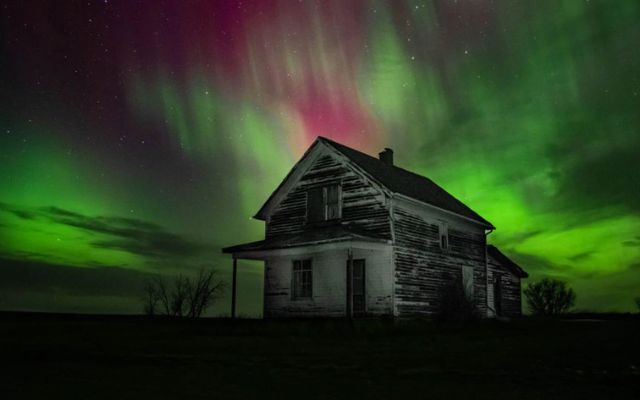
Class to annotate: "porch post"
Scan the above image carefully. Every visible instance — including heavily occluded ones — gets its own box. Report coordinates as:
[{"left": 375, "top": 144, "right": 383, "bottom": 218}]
[
  {"left": 231, "top": 256, "right": 238, "bottom": 319},
  {"left": 346, "top": 248, "right": 353, "bottom": 319}
]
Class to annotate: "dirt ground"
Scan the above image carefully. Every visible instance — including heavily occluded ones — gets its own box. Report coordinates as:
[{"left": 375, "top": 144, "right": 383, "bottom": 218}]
[{"left": 2, "top": 313, "right": 639, "bottom": 399}]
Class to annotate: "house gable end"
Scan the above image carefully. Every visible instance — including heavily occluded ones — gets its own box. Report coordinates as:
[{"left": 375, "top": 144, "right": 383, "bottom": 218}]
[
  {"left": 263, "top": 140, "right": 392, "bottom": 239},
  {"left": 254, "top": 139, "right": 327, "bottom": 221}
]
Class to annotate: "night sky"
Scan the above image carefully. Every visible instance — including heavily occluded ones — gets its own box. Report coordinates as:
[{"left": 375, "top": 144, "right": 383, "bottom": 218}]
[{"left": 1, "top": 0, "right": 639, "bottom": 316}]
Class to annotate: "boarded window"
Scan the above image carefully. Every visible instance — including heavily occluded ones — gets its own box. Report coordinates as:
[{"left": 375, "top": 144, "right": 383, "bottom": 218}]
[
  {"left": 307, "top": 184, "right": 341, "bottom": 222},
  {"left": 306, "top": 187, "right": 324, "bottom": 223},
  {"left": 439, "top": 222, "right": 449, "bottom": 251},
  {"left": 462, "top": 265, "right": 474, "bottom": 300},
  {"left": 292, "top": 259, "right": 312, "bottom": 299},
  {"left": 325, "top": 184, "right": 341, "bottom": 220}
]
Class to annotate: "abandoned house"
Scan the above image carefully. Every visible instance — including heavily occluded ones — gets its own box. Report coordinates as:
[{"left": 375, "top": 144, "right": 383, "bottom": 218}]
[{"left": 223, "top": 136, "right": 528, "bottom": 318}]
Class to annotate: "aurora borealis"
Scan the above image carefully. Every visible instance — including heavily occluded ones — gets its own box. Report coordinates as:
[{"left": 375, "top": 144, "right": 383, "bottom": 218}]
[{"left": 1, "top": 0, "right": 639, "bottom": 315}]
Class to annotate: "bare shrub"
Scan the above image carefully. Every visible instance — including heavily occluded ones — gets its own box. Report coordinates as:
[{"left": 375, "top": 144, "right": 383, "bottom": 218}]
[
  {"left": 186, "top": 269, "right": 226, "bottom": 318},
  {"left": 524, "top": 278, "right": 575, "bottom": 316},
  {"left": 143, "top": 281, "right": 159, "bottom": 316},
  {"left": 143, "top": 268, "right": 225, "bottom": 318}
]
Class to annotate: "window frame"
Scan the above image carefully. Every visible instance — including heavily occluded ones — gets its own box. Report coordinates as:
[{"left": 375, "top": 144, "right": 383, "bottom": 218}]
[
  {"left": 462, "top": 265, "right": 475, "bottom": 300},
  {"left": 323, "top": 184, "right": 342, "bottom": 221},
  {"left": 291, "top": 259, "right": 313, "bottom": 300},
  {"left": 305, "top": 183, "right": 342, "bottom": 224},
  {"left": 438, "top": 222, "right": 449, "bottom": 251}
]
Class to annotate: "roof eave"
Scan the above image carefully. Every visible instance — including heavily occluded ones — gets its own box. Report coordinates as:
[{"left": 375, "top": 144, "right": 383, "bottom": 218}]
[
  {"left": 253, "top": 138, "right": 327, "bottom": 221},
  {"left": 222, "top": 235, "right": 391, "bottom": 254},
  {"left": 392, "top": 192, "right": 495, "bottom": 229}
]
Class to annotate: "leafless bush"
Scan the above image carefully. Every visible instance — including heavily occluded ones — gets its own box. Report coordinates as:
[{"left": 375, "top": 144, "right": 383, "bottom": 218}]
[
  {"left": 186, "top": 269, "right": 226, "bottom": 318},
  {"left": 143, "top": 281, "right": 159, "bottom": 316},
  {"left": 524, "top": 278, "right": 575, "bottom": 316},
  {"left": 143, "top": 268, "right": 226, "bottom": 318}
]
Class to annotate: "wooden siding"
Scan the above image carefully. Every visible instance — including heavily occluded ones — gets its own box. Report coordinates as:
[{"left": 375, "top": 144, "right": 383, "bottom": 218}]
[
  {"left": 264, "top": 246, "right": 393, "bottom": 318},
  {"left": 258, "top": 147, "right": 524, "bottom": 319},
  {"left": 392, "top": 202, "right": 488, "bottom": 317},
  {"left": 488, "top": 261, "right": 523, "bottom": 318},
  {"left": 266, "top": 153, "right": 390, "bottom": 239}
]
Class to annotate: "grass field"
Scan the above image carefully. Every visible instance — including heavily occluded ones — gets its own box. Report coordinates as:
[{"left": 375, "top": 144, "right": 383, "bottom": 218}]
[{"left": 2, "top": 312, "right": 639, "bottom": 399}]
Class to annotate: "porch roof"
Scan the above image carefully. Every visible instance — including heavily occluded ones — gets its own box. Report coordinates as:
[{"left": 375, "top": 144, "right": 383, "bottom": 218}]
[{"left": 222, "top": 225, "right": 390, "bottom": 254}]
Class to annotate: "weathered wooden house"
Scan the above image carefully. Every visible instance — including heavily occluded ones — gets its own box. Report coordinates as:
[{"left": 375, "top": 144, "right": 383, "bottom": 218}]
[{"left": 223, "top": 137, "right": 528, "bottom": 318}]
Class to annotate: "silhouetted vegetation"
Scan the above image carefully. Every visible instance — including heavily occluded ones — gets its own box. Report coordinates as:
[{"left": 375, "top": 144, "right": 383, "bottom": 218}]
[
  {"left": 635, "top": 297, "right": 640, "bottom": 313},
  {"left": 524, "top": 278, "right": 576, "bottom": 316},
  {"left": 143, "top": 268, "right": 225, "bottom": 318}
]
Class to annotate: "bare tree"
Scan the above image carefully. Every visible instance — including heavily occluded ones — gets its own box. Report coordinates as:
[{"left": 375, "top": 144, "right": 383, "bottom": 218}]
[
  {"left": 524, "top": 278, "right": 576, "bottom": 316},
  {"left": 186, "top": 269, "right": 226, "bottom": 318},
  {"left": 142, "top": 281, "right": 159, "bottom": 316},
  {"left": 170, "top": 275, "right": 189, "bottom": 317},
  {"left": 153, "top": 276, "right": 172, "bottom": 316},
  {"left": 142, "top": 268, "right": 225, "bottom": 318}
]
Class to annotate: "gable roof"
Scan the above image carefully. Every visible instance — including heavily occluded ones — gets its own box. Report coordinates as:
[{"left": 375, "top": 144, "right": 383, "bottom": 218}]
[
  {"left": 318, "top": 137, "right": 494, "bottom": 228},
  {"left": 487, "top": 245, "right": 529, "bottom": 278},
  {"left": 254, "top": 139, "right": 326, "bottom": 220},
  {"left": 254, "top": 136, "right": 494, "bottom": 228}
]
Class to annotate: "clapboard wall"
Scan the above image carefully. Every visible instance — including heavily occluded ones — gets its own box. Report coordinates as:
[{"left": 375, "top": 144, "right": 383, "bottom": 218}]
[
  {"left": 392, "top": 198, "right": 488, "bottom": 317},
  {"left": 488, "top": 260, "right": 523, "bottom": 318},
  {"left": 266, "top": 152, "right": 391, "bottom": 239},
  {"left": 264, "top": 246, "right": 393, "bottom": 317}
]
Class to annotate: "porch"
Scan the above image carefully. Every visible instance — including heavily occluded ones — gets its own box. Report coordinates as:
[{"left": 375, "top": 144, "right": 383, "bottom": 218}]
[{"left": 222, "top": 226, "right": 393, "bottom": 318}]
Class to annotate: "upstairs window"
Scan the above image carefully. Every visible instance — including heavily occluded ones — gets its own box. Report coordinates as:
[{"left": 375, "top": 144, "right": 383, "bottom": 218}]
[
  {"left": 307, "top": 184, "right": 341, "bottom": 223},
  {"left": 325, "top": 184, "right": 341, "bottom": 220},
  {"left": 292, "top": 259, "right": 312, "bottom": 299},
  {"left": 438, "top": 222, "right": 449, "bottom": 251}
]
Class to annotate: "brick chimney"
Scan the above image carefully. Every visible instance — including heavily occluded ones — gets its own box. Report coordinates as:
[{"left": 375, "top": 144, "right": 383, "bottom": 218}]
[{"left": 379, "top": 148, "right": 394, "bottom": 166}]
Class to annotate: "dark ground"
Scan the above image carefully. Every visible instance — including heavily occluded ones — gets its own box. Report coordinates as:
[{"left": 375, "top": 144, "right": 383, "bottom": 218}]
[{"left": 1, "top": 312, "right": 639, "bottom": 399}]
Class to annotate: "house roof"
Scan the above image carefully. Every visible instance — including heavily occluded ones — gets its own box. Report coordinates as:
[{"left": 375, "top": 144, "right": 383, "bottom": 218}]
[
  {"left": 222, "top": 224, "right": 390, "bottom": 254},
  {"left": 318, "top": 137, "right": 494, "bottom": 228},
  {"left": 487, "top": 245, "right": 529, "bottom": 278}
]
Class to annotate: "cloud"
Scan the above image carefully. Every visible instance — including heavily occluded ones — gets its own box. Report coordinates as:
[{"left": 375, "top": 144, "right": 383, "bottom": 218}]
[
  {"left": 0, "top": 203, "right": 214, "bottom": 259},
  {"left": 0, "top": 257, "right": 157, "bottom": 298},
  {"left": 622, "top": 236, "right": 640, "bottom": 247},
  {"left": 494, "top": 229, "right": 544, "bottom": 247},
  {"left": 567, "top": 251, "right": 594, "bottom": 262}
]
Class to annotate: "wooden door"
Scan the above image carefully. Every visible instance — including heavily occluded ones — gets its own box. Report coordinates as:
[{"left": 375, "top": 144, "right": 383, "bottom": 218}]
[
  {"left": 352, "top": 259, "right": 366, "bottom": 316},
  {"left": 494, "top": 274, "right": 502, "bottom": 317}
]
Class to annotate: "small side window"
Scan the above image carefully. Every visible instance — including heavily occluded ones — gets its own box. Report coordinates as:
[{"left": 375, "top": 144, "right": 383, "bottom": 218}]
[{"left": 439, "top": 222, "right": 449, "bottom": 251}]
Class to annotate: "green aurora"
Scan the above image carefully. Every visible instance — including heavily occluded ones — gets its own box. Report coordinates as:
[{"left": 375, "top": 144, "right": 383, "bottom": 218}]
[{"left": 1, "top": 0, "right": 639, "bottom": 315}]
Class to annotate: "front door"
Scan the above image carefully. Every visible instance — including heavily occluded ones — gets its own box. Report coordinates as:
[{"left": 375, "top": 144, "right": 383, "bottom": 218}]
[{"left": 352, "top": 259, "right": 366, "bottom": 316}]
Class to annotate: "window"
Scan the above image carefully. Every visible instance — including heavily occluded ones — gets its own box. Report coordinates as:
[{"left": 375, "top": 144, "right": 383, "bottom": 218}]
[
  {"left": 292, "top": 259, "right": 312, "bottom": 299},
  {"left": 307, "top": 184, "right": 341, "bottom": 223},
  {"left": 462, "top": 265, "right": 474, "bottom": 300},
  {"left": 438, "top": 222, "right": 449, "bottom": 251},
  {"left": 325, "top": 184, "right": 341, "bottom": 220}
]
